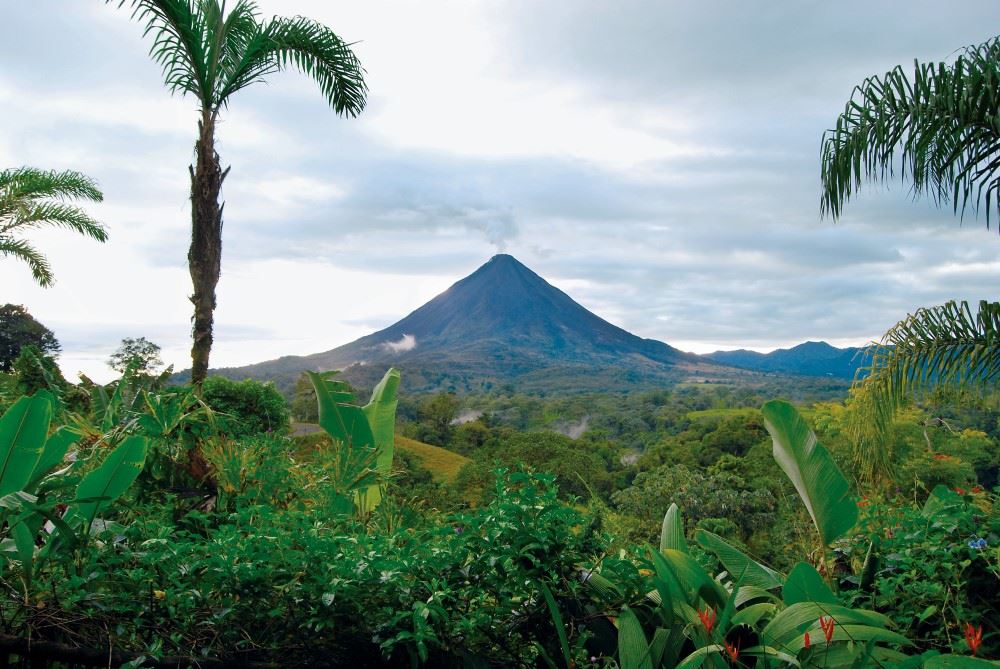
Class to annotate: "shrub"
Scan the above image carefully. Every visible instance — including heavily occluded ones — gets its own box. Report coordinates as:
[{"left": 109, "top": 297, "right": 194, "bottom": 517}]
[
  {"left": 847, "top": 486, "right": 1000, "bottom": 656},
  {"left": 201, "top": 376, "right": 289, "bottom": 437}
]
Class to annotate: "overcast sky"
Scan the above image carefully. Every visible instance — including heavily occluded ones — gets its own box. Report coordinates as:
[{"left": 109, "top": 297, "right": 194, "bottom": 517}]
[{"left": 3, "top": 1, "right": 1000, "bottom": 383}]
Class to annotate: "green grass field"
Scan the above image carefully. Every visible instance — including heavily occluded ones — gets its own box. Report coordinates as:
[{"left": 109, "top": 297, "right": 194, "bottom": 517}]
[
  {"left": 290, "top": 425, "right": 469, "bottom": 482},
  {"left": 395, "top": 435, "right": 470, "bottom": 482}
]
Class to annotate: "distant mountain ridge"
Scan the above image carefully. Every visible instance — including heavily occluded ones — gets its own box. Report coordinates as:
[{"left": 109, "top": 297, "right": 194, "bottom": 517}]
[
  {"left": 703, "top": 341, "right": 870, "bottom": 379},
  {"left": 187, "top": 255, "right": 865, "bottom": 394},
  {"left": 200, "top": 254, "right": 721, "bottom": 394}
]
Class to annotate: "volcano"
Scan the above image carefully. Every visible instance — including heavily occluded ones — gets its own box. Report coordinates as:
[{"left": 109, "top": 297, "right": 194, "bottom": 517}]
[{"left": 206, "top": 255, "right": 715, "bottom": 393}]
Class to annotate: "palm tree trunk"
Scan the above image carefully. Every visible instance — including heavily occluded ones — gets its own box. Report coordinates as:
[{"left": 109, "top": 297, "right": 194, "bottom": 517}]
[
  {"left": 188, "top": 109, "right": 227, "bottom": 386},
  {"left": 187, "top": 109, "right": 225, "bottom": 492}
]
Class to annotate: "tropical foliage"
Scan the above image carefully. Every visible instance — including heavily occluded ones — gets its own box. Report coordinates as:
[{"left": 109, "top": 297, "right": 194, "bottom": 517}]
[
  {"left": 0, "top": 167, "right": 106, "bottom": 287},
  {"left": 849, "top": 300, "right": 1000, "bottom": 483},
  {"left": 821, "top": 34, "right": 1000, "bottom": 223},
  {"left": 0, "top": 368, "right": 995, "bottom": 666}
]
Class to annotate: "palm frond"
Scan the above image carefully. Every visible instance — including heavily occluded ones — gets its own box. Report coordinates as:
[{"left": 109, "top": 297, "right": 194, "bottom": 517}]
[
  {"left": 216, "top": 15, "right": 366, "bottom": 115},
  {"left": 212, "top": 0, "right": 260, "bottom": 102},
  {"left": 3, "top": 203, "right": 108, "bottom": 241},
  {"left": 821, "top": 36, "right": 1000, "bottom": 225},
  {"left": 0, "top": 168, "right": 103, "bottom": 204},
  {"left": 848, "top": 300, "right": 1000, "bottom": 482},
  {"left": 0, "top": 237, "right": 54, "bottom": 287},
  {"left": 109, "top": 0, "right": 210, "bottom": 101}
]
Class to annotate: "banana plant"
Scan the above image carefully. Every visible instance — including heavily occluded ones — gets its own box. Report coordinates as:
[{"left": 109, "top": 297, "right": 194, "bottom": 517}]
[
  {"left": 306, "top": 368, "right": 400, "bottom": 514},
  {"left": 0, "top": 393, "right": 148, "bottom": 594}
]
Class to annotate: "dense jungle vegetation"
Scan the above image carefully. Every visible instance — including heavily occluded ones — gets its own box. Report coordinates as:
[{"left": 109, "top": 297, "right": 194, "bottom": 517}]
[{"left": 0, "top": 336, "right": 997, "bottom": 667}]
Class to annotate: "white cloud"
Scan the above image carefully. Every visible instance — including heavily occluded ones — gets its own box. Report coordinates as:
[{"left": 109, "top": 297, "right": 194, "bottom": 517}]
[{"left": 381, "top": 334, "right": 417, "bottom": 353}]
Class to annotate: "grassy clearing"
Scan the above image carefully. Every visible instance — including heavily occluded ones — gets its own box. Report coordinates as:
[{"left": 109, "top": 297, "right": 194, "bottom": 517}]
[
  {"left": 395, "top": 435, "right": 470, "bottom": 482},
  {"left": 290, "top": 427, "right": 469, "bottom": 482},
  {"left": 685, "top": 407, "right": 760, "bottom": 421}
]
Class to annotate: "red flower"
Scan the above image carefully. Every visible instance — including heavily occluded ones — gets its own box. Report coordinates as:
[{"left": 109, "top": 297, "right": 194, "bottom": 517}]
[
  {"left": 804, "top": 631, "right": 811, "bottom": 649},
  {"left": 955, "top": 487, "right": 967, "bottom": 495},
  {"left": 698, "top": 606, "right": 717, "bottom": 634},
  {"left": 819, "top": 616, "right": 835, "bottom": 644},
  {"left": 723, "top": 639, "right": 740, "bottom": 663},
  {"left": 972, "top": 486, "right": 984, "bottom": 494},
  {"left": 857, "top": 499, "right": 869, "bottom": 508},
  {"left": 933, "top": 453, "right": 951, "bottom": 461},
  {"left": 965, "top": 622, "right": 983, "bottom": 656}
]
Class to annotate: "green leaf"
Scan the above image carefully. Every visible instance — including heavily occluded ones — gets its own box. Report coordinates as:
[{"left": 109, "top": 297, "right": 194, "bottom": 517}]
[
  {"left": 617, "top": 606, "right": 652, "bottom": 669},
  {"left": 26, "top": 426, "right": 80, "bottom": 491},
  {"left": 783, "top": 562, "right": 838, "bottom": 605},
  {"left": 761, "top": 602, "right": 893, "bottom": 648},
  {"left": 649, "top": 547, "right": 728, "bottom": 609},
  {"left": 740, "top": 645, "right": 802, "bottom": 667},
  {"left": 761, "top": 400, "right": 858, "bottom": 546},
  {"left": 0, "top": 395, "right": 52, "bottom": 496},
  {"left": 359, "top": 368, "right": 400, "bottom": 511},
  {"left": 923, "top": 656, "right": 1000, "bottom": 668},
  {"left": 781, "top": 624, "right": 910, "bottom": 652},
  {"left": 66, "top": 436, "right": 148, "bottom": 533},
  {"left": 306, "top": 371, "right": 374, "bottom": 451},
  {"left": 12, "top": 520, "right": 35, "bottom": 591},
  {"left": 659, "top": 502, "right": 687, "bottom": 553},
  {"left": 674, "top": 644, "right": 724, "bottom": 669},
  {"left": 539, "top": 583, "right": 571, "bottom": 669},
  {"left": 695, "top": 529, "right": 784, "bottom": 591},
  {"left": 730, "top": 602, "right": 777, "bottom": 629}
]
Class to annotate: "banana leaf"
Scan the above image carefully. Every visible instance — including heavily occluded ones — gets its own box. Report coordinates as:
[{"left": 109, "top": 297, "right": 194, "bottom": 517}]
[
  {"left": 306, "top": 371, "right": 374, "bottom": 451},
  {"left": 0, "top": 395, "right": 52, "bottom": 497},
  {"left": 26, "top": 426, "right": 80, "bottom": 492},
  {"left": 359, "top": 368, "right": 400, "bottom": 511},
  {"left": 66, "top": 435, "right": 148, "bottom": 534},
  {"left": 761, "top": 400, "right": 858, "bottom": 546}
]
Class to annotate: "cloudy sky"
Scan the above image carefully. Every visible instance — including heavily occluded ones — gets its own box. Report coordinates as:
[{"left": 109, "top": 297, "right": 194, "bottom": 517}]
[{"left": 3, "top": 1, "right": 1000, "bottom": 382}]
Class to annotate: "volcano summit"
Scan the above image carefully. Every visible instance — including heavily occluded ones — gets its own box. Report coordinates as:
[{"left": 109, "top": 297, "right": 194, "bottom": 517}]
[{"left": 205, "top": 255, "right": 716, "bottom": 393}]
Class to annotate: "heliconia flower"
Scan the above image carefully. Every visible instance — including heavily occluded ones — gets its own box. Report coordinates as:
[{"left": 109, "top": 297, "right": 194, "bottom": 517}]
[
  {"left": 804, "top": 631, "right": 811, "bottom": 649},
  {"left": 965, "top": 622, "right": 983, "bottom": 656},
  {"left": 698, "top": 606, "right": 717, "bottom": 633},
  {"left": 819, "top": 616, "right": 835, "bottom": 643},
  {"left": 955, "top": 487, "right": 967, "bottom": 495},
  {"left": 857, "top": 499, "right": 869, "bottom": 508},
  {"left": 723, "top": 639, "right": 740, "bottom": 663},
  {"left": 971, "top": 486, "right": 984, "bottom": 494}
]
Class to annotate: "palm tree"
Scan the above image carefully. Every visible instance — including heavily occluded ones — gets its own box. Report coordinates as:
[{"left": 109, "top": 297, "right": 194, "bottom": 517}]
[
  {"left": 820, "top": 36, "right": 1000, "bottom": 483},
  {"left": 0, "top": 167, "right": 107, "bottom": 287},
  {"left": 110, "top": 0, "right": 367, "bottom": 385}
]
